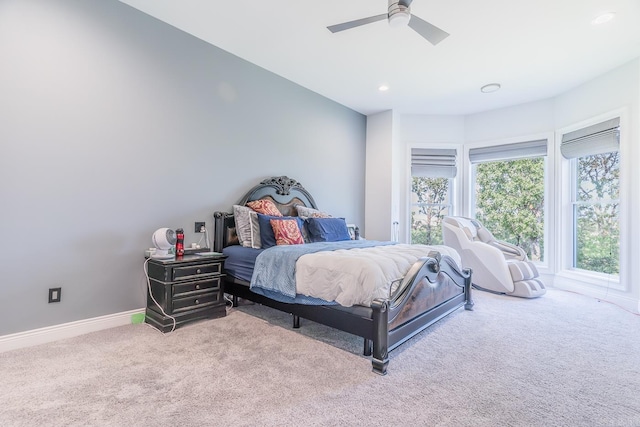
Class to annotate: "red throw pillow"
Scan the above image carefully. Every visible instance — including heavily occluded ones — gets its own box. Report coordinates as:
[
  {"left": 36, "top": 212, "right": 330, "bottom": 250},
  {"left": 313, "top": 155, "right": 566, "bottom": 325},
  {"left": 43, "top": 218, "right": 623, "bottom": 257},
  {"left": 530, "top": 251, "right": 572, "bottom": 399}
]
[
  {"left": 270, "top": 219, "right": 304, "bottom": 246},
  {"left": 247, "top": 199, "right": 282, "bottom": 217}
]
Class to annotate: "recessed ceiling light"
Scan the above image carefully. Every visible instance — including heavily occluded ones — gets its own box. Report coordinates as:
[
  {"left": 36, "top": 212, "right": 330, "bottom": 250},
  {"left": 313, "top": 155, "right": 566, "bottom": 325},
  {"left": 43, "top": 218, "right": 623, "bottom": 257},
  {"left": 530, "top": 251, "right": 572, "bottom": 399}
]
[
  {"left": 378, "top": 85, "right": 389, "bottom": 92},
  {"left": 592, "top": 12, "right": 616, "bottom": 25},
  {"left": 480, "top": 83, "right": 501, "bottom": 93}
]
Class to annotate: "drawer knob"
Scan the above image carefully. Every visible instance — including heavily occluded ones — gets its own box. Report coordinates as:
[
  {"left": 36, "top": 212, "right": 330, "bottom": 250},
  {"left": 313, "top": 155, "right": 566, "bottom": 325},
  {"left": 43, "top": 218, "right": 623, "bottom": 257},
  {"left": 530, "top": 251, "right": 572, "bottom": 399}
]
[
  {"left": 194, "top": 299, "right": 199, "bottom": 304},
  {"left": 196, "top": 269, "right": 201, "bottom": 274},
  {"left": 195, "top": 284, "right": 200, "bottom": 290}
]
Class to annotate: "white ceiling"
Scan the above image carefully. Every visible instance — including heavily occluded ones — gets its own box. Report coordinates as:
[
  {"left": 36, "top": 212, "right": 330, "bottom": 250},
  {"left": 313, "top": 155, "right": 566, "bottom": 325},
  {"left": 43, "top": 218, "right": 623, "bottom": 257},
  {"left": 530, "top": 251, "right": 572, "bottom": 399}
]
[{"left": 119, "top": 0, "right": 640, "bottom": 116}]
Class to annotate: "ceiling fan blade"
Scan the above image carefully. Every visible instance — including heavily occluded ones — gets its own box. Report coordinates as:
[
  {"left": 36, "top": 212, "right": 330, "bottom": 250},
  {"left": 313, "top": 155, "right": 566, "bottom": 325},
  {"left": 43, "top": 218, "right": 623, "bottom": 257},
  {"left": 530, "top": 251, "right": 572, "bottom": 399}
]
[
  {"left": 327, "top": 14, "right": 387, "bottom": 33},
  {"left": 408, "top": 15, "right": 450, "bottom": 45}
]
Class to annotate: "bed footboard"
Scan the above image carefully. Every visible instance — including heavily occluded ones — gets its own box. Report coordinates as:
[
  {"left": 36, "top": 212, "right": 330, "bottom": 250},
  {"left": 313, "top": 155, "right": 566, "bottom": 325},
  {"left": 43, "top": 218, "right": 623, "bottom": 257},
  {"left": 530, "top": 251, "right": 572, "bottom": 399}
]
[{"left": 383, "top": 252, "right": 472, "bottom": 359}]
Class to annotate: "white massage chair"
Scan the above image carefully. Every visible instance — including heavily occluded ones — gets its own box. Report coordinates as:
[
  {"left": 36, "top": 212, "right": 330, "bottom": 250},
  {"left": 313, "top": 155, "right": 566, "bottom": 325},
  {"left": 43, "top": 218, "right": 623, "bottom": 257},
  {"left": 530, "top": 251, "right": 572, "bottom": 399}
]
[{"left": 442, "top": 216, "right": 546, "bottom": 298}]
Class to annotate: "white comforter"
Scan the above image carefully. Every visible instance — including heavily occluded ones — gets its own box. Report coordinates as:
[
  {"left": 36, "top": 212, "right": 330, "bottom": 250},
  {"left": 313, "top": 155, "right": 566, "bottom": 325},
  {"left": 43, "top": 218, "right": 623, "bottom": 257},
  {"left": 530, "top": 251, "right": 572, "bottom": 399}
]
[{"left": 295, "top": 244, "right": 461, "bottom": 307}]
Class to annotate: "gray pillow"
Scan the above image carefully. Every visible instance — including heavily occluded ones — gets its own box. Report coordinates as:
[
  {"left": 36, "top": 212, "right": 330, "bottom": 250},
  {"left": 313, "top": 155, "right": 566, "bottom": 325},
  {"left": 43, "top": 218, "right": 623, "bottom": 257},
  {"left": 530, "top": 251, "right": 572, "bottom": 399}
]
[
  {"left": 233, "top": 205, "right": 261, "bottom": 249},
  {"left": 295, "top": 205, "right": 332, "bottom": 219}
]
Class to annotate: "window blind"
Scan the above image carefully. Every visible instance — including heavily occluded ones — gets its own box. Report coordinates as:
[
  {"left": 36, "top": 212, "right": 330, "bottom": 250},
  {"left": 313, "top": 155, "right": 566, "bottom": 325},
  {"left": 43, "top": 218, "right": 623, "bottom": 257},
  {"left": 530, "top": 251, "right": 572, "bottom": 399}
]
[
  {"left": 560, "top": 117, "right": 620, "bottom": 159},
  {"left": 469, "top": 139, "right": 547, "bottom": 164},
  {"left": 411, "top": 148, "right": 457, "bottom": 178}
]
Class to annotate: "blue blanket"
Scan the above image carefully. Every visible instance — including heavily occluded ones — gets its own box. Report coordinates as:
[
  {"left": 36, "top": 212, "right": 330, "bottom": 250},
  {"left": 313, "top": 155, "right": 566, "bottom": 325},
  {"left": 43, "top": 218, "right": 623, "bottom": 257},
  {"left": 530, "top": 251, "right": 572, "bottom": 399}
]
[{"left": 250, "top": 240, "right": 395, "bottom": 305}]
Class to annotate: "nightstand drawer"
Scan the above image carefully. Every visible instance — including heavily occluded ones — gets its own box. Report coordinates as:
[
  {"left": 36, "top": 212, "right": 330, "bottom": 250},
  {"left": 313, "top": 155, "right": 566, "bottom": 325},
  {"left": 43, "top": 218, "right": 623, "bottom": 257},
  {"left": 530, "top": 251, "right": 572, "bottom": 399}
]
[
  {"left": 172, "top": 262, "right": 221, "bottom": 280},
  {"left": 173, "top": 292, "right": 220, "bottom": 313},
  {"left": 173, "top": 277, "right": 221, "bottom": 297}
]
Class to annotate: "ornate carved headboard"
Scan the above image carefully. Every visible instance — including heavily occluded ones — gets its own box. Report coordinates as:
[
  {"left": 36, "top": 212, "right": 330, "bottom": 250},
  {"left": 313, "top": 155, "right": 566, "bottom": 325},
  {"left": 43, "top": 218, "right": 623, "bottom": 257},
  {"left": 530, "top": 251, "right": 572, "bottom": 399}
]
[{"left": 213, "top": 176, "right": 318, "bottom": 252}]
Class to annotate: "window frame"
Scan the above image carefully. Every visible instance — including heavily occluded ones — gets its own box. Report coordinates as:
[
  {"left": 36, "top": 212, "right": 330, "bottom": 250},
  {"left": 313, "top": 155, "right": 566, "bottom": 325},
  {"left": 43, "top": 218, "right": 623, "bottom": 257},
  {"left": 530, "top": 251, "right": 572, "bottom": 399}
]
[
  {"left": 556, "top": 109, "right": 628, "bottom": 291},
  {"left": 570, "top": 153, "right": 620, "bottom": 275},
  {"left": 464, "top": 133, "right": 554, "bottom": 273},
  {"left": 409, "top": 176, "right": 454, "bottom": 245},
  {"left": 406, "top": 143, "right": 463, "bottom": 244}
]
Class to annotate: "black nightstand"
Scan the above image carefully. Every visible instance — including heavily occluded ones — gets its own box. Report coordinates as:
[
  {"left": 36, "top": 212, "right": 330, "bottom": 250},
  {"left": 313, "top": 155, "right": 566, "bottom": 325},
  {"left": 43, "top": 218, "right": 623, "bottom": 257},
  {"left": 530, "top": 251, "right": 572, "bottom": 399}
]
[{"left": 145, "top": 254, "right": 227, "bottom": 332}]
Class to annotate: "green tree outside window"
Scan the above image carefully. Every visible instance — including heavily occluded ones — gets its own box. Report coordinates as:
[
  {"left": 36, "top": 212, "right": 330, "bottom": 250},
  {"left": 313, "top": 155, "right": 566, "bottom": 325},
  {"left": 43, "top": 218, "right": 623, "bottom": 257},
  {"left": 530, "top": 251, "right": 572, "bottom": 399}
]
[
  {"left": 475, "top": 158, "right": 545, "bottom": 261},
  {"left": 411, "top": 177, "right": 450, "bottom": 245},
  {"left": 574, "top": 152, "right": 619, "bottom": 275}
]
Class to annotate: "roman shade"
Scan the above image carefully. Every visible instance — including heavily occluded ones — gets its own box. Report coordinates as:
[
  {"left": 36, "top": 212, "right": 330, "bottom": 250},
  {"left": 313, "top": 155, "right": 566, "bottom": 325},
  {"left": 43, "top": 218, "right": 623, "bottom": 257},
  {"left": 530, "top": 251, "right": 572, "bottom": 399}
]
[
  {"left": 561, "top": 117, "right": 620, "bottom": 159},
  {"left": 411, "top": 148, "right": 457, "bottom": 178},
  {"left": 469, "top": 139, "right": 548, "bottom": 164}
]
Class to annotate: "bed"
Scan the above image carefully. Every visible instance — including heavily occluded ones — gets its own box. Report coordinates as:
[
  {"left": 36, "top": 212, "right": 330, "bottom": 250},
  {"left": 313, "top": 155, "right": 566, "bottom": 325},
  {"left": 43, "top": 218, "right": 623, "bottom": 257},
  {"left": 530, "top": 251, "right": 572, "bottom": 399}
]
[{"left": 213, "top": 176, "right": 473, "bottom": 375}]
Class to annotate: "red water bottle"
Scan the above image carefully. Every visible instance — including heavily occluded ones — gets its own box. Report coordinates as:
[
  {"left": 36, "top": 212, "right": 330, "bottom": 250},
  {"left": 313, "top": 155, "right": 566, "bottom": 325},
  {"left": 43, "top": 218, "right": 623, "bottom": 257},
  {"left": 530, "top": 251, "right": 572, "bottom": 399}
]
[{"left": 175, "top": 228, "right": 185, "bottom": 256}]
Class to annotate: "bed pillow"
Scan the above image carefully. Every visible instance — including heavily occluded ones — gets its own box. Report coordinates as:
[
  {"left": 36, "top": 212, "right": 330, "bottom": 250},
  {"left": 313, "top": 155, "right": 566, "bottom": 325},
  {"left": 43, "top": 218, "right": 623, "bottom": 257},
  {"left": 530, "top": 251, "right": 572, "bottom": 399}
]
[
  {"left": 257, "top": 214, "right": 305, "bottom": 248},
  {"left": 247, "top": 199, "right": 282, "bottom": 217},
  {"left": 306, "top": 217, "right": 351, "bottom": 243},
  {"left": 233, "top": 205, "right": 261, "bottom": 249},
  {"left": 233, "top": 205, "right": 250, "bottom": 246},
  {"left": 295, "top": 205, "right": 332, "bottom": 219},
  {"left": 270, "top": 218, "right": 304, "bottom": 246}
]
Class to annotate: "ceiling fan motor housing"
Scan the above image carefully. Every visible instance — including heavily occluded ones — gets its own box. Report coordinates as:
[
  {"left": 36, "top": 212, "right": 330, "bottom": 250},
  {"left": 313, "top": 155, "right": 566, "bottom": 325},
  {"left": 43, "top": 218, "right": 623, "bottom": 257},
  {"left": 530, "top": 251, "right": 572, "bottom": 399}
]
[{"left": 388, "top": 1, "right": 411, "bottom": 27}]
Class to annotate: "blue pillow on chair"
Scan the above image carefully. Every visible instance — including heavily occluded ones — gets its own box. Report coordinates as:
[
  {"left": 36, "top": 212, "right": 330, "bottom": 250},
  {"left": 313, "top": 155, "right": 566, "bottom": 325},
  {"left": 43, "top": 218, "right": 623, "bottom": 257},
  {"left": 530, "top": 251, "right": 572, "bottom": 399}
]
[{"left": 306, "top": 217, "right": 351, "bottom": 242}]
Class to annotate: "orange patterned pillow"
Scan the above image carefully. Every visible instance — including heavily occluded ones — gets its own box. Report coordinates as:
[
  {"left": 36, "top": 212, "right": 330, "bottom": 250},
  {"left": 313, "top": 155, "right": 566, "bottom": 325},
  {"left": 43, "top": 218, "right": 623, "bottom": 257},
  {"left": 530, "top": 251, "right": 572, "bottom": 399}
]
[
  {"left": 247, "top": 199, "right": 282, "bottom": 217},
  {"left": 270, "top": 219, "right": 304, "bottom": 246}
]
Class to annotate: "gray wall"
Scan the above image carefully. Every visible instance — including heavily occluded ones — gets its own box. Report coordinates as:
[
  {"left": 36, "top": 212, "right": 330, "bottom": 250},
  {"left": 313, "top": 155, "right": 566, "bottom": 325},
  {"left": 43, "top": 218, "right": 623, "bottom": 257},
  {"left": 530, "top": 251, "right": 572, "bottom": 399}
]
[{"left": 0, "top": 0, "right": 366, "bottom": 335}]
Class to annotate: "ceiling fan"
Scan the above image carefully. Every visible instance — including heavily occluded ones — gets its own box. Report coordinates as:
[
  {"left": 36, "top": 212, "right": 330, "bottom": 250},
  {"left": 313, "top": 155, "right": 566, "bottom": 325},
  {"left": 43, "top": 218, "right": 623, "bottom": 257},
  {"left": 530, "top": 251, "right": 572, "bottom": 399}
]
[{"left": 327, "top": 0, "right": 449, "bottom": 46}]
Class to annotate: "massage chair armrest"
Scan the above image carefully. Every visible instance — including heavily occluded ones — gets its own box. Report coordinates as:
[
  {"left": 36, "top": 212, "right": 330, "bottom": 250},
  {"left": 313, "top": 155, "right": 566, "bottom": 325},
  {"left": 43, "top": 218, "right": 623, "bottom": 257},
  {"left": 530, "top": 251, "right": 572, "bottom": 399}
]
[{"left": 490, "top": 240, "right": 527, "bottom": 261}]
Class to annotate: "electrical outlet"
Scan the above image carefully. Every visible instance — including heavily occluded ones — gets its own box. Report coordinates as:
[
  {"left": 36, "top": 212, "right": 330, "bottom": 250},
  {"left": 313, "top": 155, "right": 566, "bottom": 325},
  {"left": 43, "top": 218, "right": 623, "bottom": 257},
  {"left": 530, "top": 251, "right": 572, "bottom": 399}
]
[
  {"left": 48, "top": 287, "right": 61, "bottom": 303},
  {"left": 195, "top": 222, "right": 205, "bottom": 233}
]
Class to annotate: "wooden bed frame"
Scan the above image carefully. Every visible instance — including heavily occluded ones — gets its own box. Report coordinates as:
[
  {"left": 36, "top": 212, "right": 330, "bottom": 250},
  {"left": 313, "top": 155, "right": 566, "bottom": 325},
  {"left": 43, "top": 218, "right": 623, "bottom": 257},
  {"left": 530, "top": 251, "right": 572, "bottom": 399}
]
[{"left": 214, "top": 176, "right": 474, "bottom": 375}]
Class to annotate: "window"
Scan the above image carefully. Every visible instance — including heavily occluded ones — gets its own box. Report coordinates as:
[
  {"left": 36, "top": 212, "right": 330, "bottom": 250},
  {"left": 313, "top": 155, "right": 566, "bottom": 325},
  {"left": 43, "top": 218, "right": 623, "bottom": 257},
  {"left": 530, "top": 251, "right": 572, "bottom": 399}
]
[
  {"left": 410, "top": 148, "right": 456, "bottom": 245},
  {"left": 470, "top": 140, "right": 547, "bottom": 262},
  {"left": 562, "top": 118, "right": 620, "bottom": 275}
]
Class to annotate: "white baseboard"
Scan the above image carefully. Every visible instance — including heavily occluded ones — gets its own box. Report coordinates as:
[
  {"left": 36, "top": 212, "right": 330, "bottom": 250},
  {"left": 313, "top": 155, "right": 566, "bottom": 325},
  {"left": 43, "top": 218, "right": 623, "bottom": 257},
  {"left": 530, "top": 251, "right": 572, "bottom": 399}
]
[
  {"left": 552, "top": 280, "right": 640, "bottom": 314},
  {"left": 0, "top": 308, "right": 146, "bottom": 353}
]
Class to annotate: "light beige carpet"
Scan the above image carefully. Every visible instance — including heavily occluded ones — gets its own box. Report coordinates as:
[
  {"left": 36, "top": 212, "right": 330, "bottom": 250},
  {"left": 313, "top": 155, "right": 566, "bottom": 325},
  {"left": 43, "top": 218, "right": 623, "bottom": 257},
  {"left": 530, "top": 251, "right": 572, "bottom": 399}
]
[{"left": 1, "top": 289, "right": 639, "bottom": 426}]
